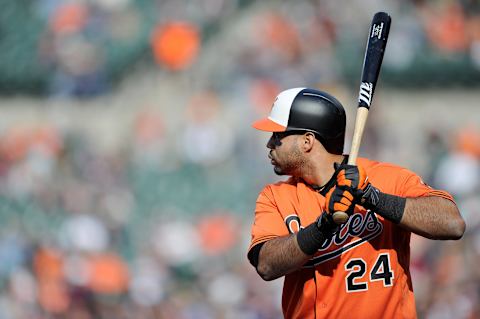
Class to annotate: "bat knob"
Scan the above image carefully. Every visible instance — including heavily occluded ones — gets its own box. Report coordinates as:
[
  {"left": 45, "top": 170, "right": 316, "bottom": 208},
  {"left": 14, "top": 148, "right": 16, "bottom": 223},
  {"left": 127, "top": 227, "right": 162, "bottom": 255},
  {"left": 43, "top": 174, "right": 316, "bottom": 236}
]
[{"left": 332, "top": 211, "right": 350, "bottom": 225}]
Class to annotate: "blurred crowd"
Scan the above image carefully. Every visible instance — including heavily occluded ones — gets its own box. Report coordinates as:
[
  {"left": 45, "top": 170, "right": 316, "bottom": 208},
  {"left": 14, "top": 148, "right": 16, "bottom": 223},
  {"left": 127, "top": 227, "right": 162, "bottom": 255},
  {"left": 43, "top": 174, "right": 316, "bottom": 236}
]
[
  {"left": 2, "top": 0, "right": 480, "bottom": 95},
  {"left": 413, "top": 124, "right": 480, "bottom": 319},
  {"left": 0, "top": 0, "right": 479, "bottom": 319},
  {"left": 0, "top": 107, "right": 281, "bottom": 319}
]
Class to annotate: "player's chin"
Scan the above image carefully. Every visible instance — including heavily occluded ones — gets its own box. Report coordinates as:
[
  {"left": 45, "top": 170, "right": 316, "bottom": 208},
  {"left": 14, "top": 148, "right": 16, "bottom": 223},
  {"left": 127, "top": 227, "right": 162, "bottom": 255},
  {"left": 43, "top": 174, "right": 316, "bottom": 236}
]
[{"left": 273, "top": 166, "right": 287, "bottom": 176}]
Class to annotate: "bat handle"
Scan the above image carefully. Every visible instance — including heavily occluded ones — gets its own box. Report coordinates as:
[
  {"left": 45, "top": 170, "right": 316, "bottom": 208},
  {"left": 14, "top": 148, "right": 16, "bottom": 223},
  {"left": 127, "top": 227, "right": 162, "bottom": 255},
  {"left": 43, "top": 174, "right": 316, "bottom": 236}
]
[
  {"left": 331, "top": 107, "right": 370, "bottom": 224},
  {"left": 332, "top": 211, "right": 350, "bottom": 224}
]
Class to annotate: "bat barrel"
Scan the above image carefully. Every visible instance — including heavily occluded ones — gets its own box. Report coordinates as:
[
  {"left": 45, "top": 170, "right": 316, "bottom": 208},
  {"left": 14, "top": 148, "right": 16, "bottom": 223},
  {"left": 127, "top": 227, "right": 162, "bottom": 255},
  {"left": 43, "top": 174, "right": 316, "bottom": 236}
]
[
  {"left": 332, "top": 12, "right": 391, "bottom": 225},
  {"left": 358, "top": 12, "right": 391, "bottom": 109}
]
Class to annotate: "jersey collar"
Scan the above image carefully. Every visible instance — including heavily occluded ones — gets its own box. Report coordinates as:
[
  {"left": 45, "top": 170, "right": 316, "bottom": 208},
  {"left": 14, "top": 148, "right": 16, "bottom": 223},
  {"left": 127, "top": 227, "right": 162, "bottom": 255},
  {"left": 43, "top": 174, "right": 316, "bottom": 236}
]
[{"left": 308, "top": 155, "right": 349, "bottom": 196}]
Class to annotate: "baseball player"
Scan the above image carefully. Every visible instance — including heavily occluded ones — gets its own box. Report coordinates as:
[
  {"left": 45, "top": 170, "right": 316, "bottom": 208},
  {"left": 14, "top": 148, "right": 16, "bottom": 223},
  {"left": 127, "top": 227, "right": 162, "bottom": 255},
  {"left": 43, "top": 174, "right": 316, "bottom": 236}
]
[{"left": 247, "top": 87, "right": 465, "bottom": 319}]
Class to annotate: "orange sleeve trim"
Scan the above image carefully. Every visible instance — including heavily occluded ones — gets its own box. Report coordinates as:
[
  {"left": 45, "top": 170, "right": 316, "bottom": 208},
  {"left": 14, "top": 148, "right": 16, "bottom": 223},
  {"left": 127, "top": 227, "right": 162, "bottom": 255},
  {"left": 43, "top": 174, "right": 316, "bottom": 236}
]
[{"left": 421, "top": 190, "right": 456, "bottom": 204}]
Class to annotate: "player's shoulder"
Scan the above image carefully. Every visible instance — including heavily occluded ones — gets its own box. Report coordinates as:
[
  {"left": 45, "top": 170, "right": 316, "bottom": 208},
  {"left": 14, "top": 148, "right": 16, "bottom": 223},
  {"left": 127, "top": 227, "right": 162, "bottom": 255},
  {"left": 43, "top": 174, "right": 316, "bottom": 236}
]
[
  {"left": 358, "top": 157, "right": 407, "bottom": 171},
  {"left": 262, "top": 177, "right": 298, "bottom": 191},
  {"left": 256, "top": 177, "right": 299, "bottom": 204},
  {"left": 358, "top": 157, "right": 414, "bottom": 176},
  {"left": 258, "top": 177, "right": 300, "bottom": 196}
]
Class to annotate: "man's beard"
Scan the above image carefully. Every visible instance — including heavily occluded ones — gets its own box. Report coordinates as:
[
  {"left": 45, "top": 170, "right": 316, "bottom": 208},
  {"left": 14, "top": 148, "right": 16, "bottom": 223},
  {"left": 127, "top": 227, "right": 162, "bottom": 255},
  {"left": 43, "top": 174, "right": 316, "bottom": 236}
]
[
  {"left": 273, "top": 156, "right": 303, "bottom": 176},
  {"left": 273, "top": 163, "right": 300, "bottom": 176},
  {"left": 271, "top": 144, "right": 304, "bottom": 176},
  {"left": 273, "top": 165, "right": 286, "bottom": 175}
]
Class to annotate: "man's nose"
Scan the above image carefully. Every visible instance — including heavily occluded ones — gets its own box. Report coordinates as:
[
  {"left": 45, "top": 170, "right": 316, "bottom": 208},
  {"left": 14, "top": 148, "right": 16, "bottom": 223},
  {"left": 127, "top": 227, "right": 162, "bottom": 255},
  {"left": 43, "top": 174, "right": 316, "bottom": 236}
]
[{"left": 267, "top": 136, "right": 276, "bottom": 149}]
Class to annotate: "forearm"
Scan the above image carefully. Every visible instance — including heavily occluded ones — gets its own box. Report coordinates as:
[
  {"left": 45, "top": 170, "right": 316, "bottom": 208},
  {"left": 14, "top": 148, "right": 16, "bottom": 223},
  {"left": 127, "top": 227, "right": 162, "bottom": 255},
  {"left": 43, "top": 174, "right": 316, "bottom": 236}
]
[
  {"left": 362, "top": 184, "right": 465, "bottom": 240},
  {"left": 254, "top": 213, "right": 338, "bottom": 281},
  {"left": 398, "top": 196, "right": 465, "bottom": 240},
  {"left": 256, "top": 234, "right": 311, "bottom": 281}
]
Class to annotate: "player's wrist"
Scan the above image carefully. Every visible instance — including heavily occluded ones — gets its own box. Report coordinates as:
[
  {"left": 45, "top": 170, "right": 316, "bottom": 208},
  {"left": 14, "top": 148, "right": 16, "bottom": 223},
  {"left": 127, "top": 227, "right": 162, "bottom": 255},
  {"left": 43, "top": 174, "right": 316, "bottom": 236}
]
[
  {"left": 361, "top": 184, "right": 406, "bottom": 224},
  {"left": 297, "top": 212, "right": 339, "bottom": 255}
]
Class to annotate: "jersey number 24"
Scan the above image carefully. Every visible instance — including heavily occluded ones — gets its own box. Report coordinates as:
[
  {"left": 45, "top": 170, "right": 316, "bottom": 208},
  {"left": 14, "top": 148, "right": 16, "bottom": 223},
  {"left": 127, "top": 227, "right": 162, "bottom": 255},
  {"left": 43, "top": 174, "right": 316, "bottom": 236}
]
[{"left": 345, "top": 253, "right": 394, "bottom": 292}]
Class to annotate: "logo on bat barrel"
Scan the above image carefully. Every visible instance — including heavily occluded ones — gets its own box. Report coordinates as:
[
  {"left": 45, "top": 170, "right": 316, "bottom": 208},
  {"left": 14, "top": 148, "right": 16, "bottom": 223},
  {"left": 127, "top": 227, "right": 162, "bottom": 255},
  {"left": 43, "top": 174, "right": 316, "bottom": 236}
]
[
  {"left": 371, "top": 22, "right": 384, "bottom": 39},
  {"left": 358, "top": 82, "right": 373, "bottom": 107}
]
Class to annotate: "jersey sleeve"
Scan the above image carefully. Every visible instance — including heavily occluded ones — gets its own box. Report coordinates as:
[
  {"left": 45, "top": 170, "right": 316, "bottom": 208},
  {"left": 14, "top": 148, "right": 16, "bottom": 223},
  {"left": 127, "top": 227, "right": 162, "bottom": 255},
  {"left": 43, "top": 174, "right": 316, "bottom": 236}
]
[
  {"left": 398, "top": 168, "right": 455, "bottom": 202},
  {"left": 248, "top": 185, "right": 289, "bottom": 251}
]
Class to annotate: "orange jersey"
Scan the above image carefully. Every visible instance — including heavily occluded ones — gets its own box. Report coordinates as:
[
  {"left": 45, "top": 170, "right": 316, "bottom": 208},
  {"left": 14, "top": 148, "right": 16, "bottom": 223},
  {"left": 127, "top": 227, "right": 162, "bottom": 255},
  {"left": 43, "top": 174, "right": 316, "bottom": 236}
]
[{"left": 248, "top": 158, "right": 454, "bottom": 319}]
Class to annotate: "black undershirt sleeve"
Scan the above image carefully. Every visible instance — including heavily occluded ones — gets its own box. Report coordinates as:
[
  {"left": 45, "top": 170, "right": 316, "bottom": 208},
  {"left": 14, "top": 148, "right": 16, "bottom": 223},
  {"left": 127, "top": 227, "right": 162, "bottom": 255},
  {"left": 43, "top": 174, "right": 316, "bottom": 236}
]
[{"left": 247, "top": 242, "right": 265, "bottom": 268}]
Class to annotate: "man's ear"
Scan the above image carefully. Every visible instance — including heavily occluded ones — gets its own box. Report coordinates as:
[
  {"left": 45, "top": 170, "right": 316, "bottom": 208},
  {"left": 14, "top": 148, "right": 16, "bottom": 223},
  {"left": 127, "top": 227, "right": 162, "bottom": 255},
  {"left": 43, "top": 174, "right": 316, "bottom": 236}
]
[{"left": 302, "top": 132, "right": 316, "bottom": 152}]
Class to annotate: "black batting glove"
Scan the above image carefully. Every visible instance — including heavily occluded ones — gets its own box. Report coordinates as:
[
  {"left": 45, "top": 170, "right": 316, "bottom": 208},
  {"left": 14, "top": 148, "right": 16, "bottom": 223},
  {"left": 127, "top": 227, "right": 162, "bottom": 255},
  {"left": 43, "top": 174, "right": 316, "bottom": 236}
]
[
  {"left": 334, "top": 163, "right": 370, "bottom": 200},
  {"left": 336, "top": 163, "right": 406, "bottom": 223}
]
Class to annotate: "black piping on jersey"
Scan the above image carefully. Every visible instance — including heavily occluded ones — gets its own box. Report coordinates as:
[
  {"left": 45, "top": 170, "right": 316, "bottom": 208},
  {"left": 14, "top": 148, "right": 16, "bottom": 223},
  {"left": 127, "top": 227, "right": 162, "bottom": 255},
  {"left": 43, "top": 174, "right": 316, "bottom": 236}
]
[
  {"left": 313, "top": 268, "right": 317, "bottom": 319},
  {"left": 309, "top": 155, "right": 349, "bottom": 195}
]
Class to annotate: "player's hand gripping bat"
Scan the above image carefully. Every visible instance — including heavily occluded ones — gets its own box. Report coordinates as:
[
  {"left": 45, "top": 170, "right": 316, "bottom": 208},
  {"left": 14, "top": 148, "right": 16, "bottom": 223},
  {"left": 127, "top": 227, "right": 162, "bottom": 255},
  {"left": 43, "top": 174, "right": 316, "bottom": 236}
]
[{"left": 332, "top": 12, "right": 391, "bottom": 225}]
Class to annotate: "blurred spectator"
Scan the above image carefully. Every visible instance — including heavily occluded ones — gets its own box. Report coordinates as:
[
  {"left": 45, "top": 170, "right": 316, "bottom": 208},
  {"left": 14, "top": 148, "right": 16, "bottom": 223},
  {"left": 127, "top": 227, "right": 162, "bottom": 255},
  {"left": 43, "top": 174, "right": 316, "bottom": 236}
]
[
  {"left": 87, "top": 252, "right": 129, "bottom": 294},
  {"left": 151, "top": 21, "right": 201, "bottom": 71},
  {"left": 42, "top": 2, "right": 109, "bottom": 97},
  {"left": 178, "top": 91, "right": 235, "bottom": 167},
  {"left": 60, "top": 214, "right": 109, "bottom": 253},
  {"left": 197, "top": 212, "right": 239, "bottom": 256},
  {"left": 132, "top": 109, "right": 168, "bottom": 168},
  {"left": 420, "top": 1, "right": 469, "bottom": 54},
  {"left": 152, "top": 219, "right": 201, "bottom": 267},
  {"left": 432, "top": 125, "right": 480, "bottom": 198}
]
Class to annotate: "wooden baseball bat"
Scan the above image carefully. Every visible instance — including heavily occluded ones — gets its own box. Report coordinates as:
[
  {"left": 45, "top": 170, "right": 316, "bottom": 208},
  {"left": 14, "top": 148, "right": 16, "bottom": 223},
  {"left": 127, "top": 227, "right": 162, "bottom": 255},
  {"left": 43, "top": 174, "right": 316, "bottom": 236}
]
[{"left": 332, "top": 12, "right": 391, "bottom": 225}]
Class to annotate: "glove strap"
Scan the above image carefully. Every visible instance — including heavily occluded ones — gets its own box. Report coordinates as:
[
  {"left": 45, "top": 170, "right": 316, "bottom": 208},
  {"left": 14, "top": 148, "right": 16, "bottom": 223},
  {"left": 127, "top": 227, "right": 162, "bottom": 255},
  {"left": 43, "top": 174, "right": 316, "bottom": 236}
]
[
  {"left": 297, "top": 212, "right": 339, "bottom": 255},
  {"left": 362, "top": 184, "right": 406, "bottom": 224},
  {"left": 362, "top": 183, "right": 380, "bottom": 206}
]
